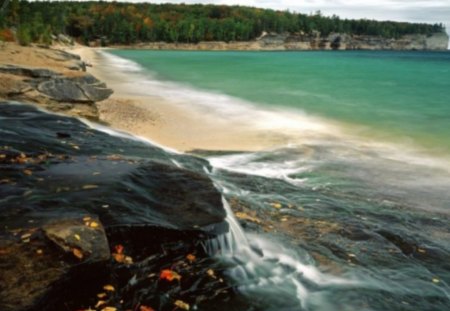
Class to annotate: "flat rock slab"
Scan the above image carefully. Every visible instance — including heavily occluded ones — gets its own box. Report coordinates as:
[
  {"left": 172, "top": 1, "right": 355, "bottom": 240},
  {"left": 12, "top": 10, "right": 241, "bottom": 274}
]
[
  {"left": 0, "top": 64, "right": 60, "bottom": 79},
  {"left": 43, "top": 216, "right": 110, "bottom": 262},
  {"left": 38, "top": 76, "right": 113, "bottom": 102}
]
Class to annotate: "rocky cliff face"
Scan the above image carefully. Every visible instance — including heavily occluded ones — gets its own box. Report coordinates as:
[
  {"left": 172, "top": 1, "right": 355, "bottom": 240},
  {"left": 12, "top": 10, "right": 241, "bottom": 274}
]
[{"left": 133, "top": 32, "right": 449, "bottom": 51}]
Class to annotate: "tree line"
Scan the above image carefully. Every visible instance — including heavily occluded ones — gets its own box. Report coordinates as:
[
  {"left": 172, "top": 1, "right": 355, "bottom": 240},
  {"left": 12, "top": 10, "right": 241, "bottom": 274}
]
[{"left": 0, "top": 0, "right": 446, "bottom": 45}]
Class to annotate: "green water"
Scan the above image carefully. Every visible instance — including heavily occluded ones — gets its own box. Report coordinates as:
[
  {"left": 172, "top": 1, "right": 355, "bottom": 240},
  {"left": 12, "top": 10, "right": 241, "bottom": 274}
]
[{"left": 111, "top": 50, "right": 450, "bottom": 154}]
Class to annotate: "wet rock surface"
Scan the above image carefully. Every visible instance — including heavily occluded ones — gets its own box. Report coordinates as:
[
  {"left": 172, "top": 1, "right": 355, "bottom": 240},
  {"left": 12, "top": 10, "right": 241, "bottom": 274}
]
[{"left": 0, "top": 103, "right": 228, "bottom": 311}]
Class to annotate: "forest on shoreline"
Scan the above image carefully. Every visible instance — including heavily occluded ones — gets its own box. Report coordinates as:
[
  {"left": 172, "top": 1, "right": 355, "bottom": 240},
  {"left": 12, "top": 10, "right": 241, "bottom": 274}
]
[{"left": 0, "top": 0, "right": 447, "bottom": 45}]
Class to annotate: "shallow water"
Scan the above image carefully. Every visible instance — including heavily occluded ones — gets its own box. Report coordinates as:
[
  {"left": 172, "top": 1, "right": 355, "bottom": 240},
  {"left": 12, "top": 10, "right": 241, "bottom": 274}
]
[{"left": 102, "top": 49, "right": 450, "bottom": 310}]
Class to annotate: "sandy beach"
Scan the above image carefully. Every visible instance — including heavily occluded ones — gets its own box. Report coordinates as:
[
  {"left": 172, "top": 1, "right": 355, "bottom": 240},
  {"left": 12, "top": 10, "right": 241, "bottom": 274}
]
[{"left": 68, "top": 45, "right": 292, "bottom": 152}]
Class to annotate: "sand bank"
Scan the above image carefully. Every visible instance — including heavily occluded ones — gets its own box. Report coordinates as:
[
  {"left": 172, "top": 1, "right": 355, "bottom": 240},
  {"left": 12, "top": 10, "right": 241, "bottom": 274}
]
[{"left": 71, "top": 46, "right": 288, "bottom": 152}]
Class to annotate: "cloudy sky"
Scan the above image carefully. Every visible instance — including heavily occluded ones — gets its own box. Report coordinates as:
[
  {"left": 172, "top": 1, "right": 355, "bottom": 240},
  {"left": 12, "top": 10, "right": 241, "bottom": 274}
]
[{"left": 114, "top": 0, "right": 449, "bottom": 36}]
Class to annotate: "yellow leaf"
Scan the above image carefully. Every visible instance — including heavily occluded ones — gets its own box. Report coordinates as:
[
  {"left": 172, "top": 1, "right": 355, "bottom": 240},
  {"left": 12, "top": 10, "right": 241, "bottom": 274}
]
[
  {"left": 103, "top": 284, "right": 115, "bottom": 291},
  {"left": 89, "top": 221, "right": 99, "bottom": 228},
  {"left": 36, "top": 249, "right": 43, "bottom": 255},
  {"left": 235, "top": 212, "right": 262, "bottom": 224},
  {"left": 101, "top": 307, "right": 117, "bottom": 311},
  {"left": 21, "top": 233, "right": 31, "bottom": 240},
  {"left": 270, "top": 202, "right": 282, "bottom": 209},
  {"left": 83, "top": 216, "right": 92, "bottom": 222},
  {"left": 74, "top": 234, "right": 81, "bottom": 241},
  {"left": 432, "top": 278, "right": 440, "bottom": 284},
  {"left": 97, "top": 292, "right": 107, "bottom": 299},
  {"left": 174, "top": 300, "right": 190, "bottom": 310},
  {"left": 95, "top": 300, "right": 107, "bottom": 308}
]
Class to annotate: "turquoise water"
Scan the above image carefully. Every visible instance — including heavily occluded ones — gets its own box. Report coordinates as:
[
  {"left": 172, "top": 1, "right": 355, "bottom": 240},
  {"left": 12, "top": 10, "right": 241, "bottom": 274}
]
[
  {"left": 110, "top": 50, "right": 450, "bottom": 154},
  {"left": 104, "top": 50, "right": 450, "bottom": 310}
]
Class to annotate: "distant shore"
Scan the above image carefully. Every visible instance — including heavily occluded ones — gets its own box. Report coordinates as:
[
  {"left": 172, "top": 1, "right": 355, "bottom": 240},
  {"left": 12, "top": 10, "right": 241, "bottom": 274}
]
[{"left": 108, "top": 32, "right": 449, "bottom": 51}]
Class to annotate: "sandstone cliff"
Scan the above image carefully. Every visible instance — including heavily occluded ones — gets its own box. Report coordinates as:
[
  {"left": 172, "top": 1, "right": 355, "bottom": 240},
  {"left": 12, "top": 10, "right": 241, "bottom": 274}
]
[{"left": 128, "top": 32, "right": 449, "bottom": 51}]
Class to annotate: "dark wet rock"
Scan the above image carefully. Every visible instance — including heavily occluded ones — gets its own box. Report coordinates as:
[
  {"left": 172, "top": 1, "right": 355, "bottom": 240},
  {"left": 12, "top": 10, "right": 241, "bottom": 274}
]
[
  {"left": 43, "top": 216, "right": 110, "bottom": 262},
  {"left": 377, "top": 230, "right": 418, "bottom": 256},
  {"left": 0, "top": 103, "right": 229, "bottom": 311},
  {"left": 0, "top": 64, "right": 60, "bottom": 79},
  {"left": 37, "top": 77, "right": 113, "bottom": 103}
]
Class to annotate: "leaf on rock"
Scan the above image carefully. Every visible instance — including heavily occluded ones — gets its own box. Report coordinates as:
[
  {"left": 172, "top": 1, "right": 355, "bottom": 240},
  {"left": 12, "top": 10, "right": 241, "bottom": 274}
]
[
  {"left": 97, "top": 292, "right": 107, "bottom": 299},
  {"left": 270, "top": 202, "right": 282, "bottom": 209},
  {"left": 235, "top": 212, "right": 262, "bottom": 224},
  {"left": 159, "top": 269, "right": 181, "bottom": 282},
  {"left": 186, "top": 254, "right": 196, "bottom": 263},
  {"left": 82, "top": 184, "right": 99, "bottom": 190},
  {"left": 72, "top": 248, "right": 84, "bottom": 260},
  {"left": 113, "top": 253, "right": 125, "bottom": 263},
  {"left": 89, "top": 221, "right": 99, "bottom": 228},
  {"left": 103, "top": 284, "right": 115, "bottom": 292},
  {"left": 23, "top": 169, "right": 33, "bottom": 176},
  {"left": 206, "top": 269, "right": 216, "bottom": 279},
  {"left": 174, "top": 300, "right": 190, "bottom": 310}
]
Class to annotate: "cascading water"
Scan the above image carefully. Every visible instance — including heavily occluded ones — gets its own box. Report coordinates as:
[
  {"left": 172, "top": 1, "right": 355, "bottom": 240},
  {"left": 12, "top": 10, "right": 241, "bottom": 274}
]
[{"left": 201, "top": 197, "right": 358, "bottom": 310}]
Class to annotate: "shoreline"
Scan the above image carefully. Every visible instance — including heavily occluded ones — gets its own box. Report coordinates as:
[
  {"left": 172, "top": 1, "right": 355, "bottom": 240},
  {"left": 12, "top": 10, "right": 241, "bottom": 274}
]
[{"left": 71, "top": 45, "right": 295, "bottom": 152}]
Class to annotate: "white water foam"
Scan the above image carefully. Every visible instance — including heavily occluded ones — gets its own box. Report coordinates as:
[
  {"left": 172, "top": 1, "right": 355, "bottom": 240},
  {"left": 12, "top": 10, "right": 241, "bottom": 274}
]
[
  {"left": 202, "top": 197, "right": 358, "bottom": 309},
  {"left": 99, "top": 50, "right": 450, "bottom": 177}
]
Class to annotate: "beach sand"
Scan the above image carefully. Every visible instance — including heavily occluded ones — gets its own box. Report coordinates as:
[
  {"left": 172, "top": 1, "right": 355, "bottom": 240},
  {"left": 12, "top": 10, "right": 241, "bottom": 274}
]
[{"left": 69, "top": 45, "right": 286, "bottom": 152}]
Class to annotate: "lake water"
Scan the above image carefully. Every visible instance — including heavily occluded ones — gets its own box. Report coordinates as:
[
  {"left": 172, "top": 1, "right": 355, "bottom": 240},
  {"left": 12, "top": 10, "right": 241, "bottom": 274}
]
[{"left": 107, "top": 49, "right": 450, "bottom": 311}]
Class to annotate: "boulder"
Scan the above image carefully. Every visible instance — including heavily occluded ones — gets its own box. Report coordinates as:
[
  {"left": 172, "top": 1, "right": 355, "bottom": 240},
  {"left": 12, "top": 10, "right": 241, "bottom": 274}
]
[
  {"left": 0, "top": 216, "right": 110, "bottom": 311},
  {"left": 37, "top": 76, "right": 113, "bottom": 103},
  {"left": 43, "top": 216, "right": 110, "bottom": 262}
]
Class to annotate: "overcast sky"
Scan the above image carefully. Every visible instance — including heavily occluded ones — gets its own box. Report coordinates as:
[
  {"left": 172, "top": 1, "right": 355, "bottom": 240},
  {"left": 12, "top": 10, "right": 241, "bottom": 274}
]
[{"left": 112, "top": 0, "right": 450, "bottom": 35}]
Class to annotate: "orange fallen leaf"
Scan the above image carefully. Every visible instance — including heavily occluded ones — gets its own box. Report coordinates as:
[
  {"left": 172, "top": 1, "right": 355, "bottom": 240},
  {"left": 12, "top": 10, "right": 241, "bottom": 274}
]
[
  {"left": 72, "top": 248, "right": 84, "bottom": 260},
  {"left": 101, "top": 307, "right": 117, "bottom": 311},
  {"left": 113, "top": 253, "right": 125, "bottom": 263},
  {"left": 95, "top": 300, "right": 107, "bottom": 308},
  {"left": 174, "top": 300, "right": 189, "bottom": 310},
  {"left": 159, "top": 269, "right": 181, "bottom": 282},
  {"left": 139, "top": 305, "right": 155, "bottom": 311},
  {"left": 186, "top": 254, "right": 196, "bottom": 263}
]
